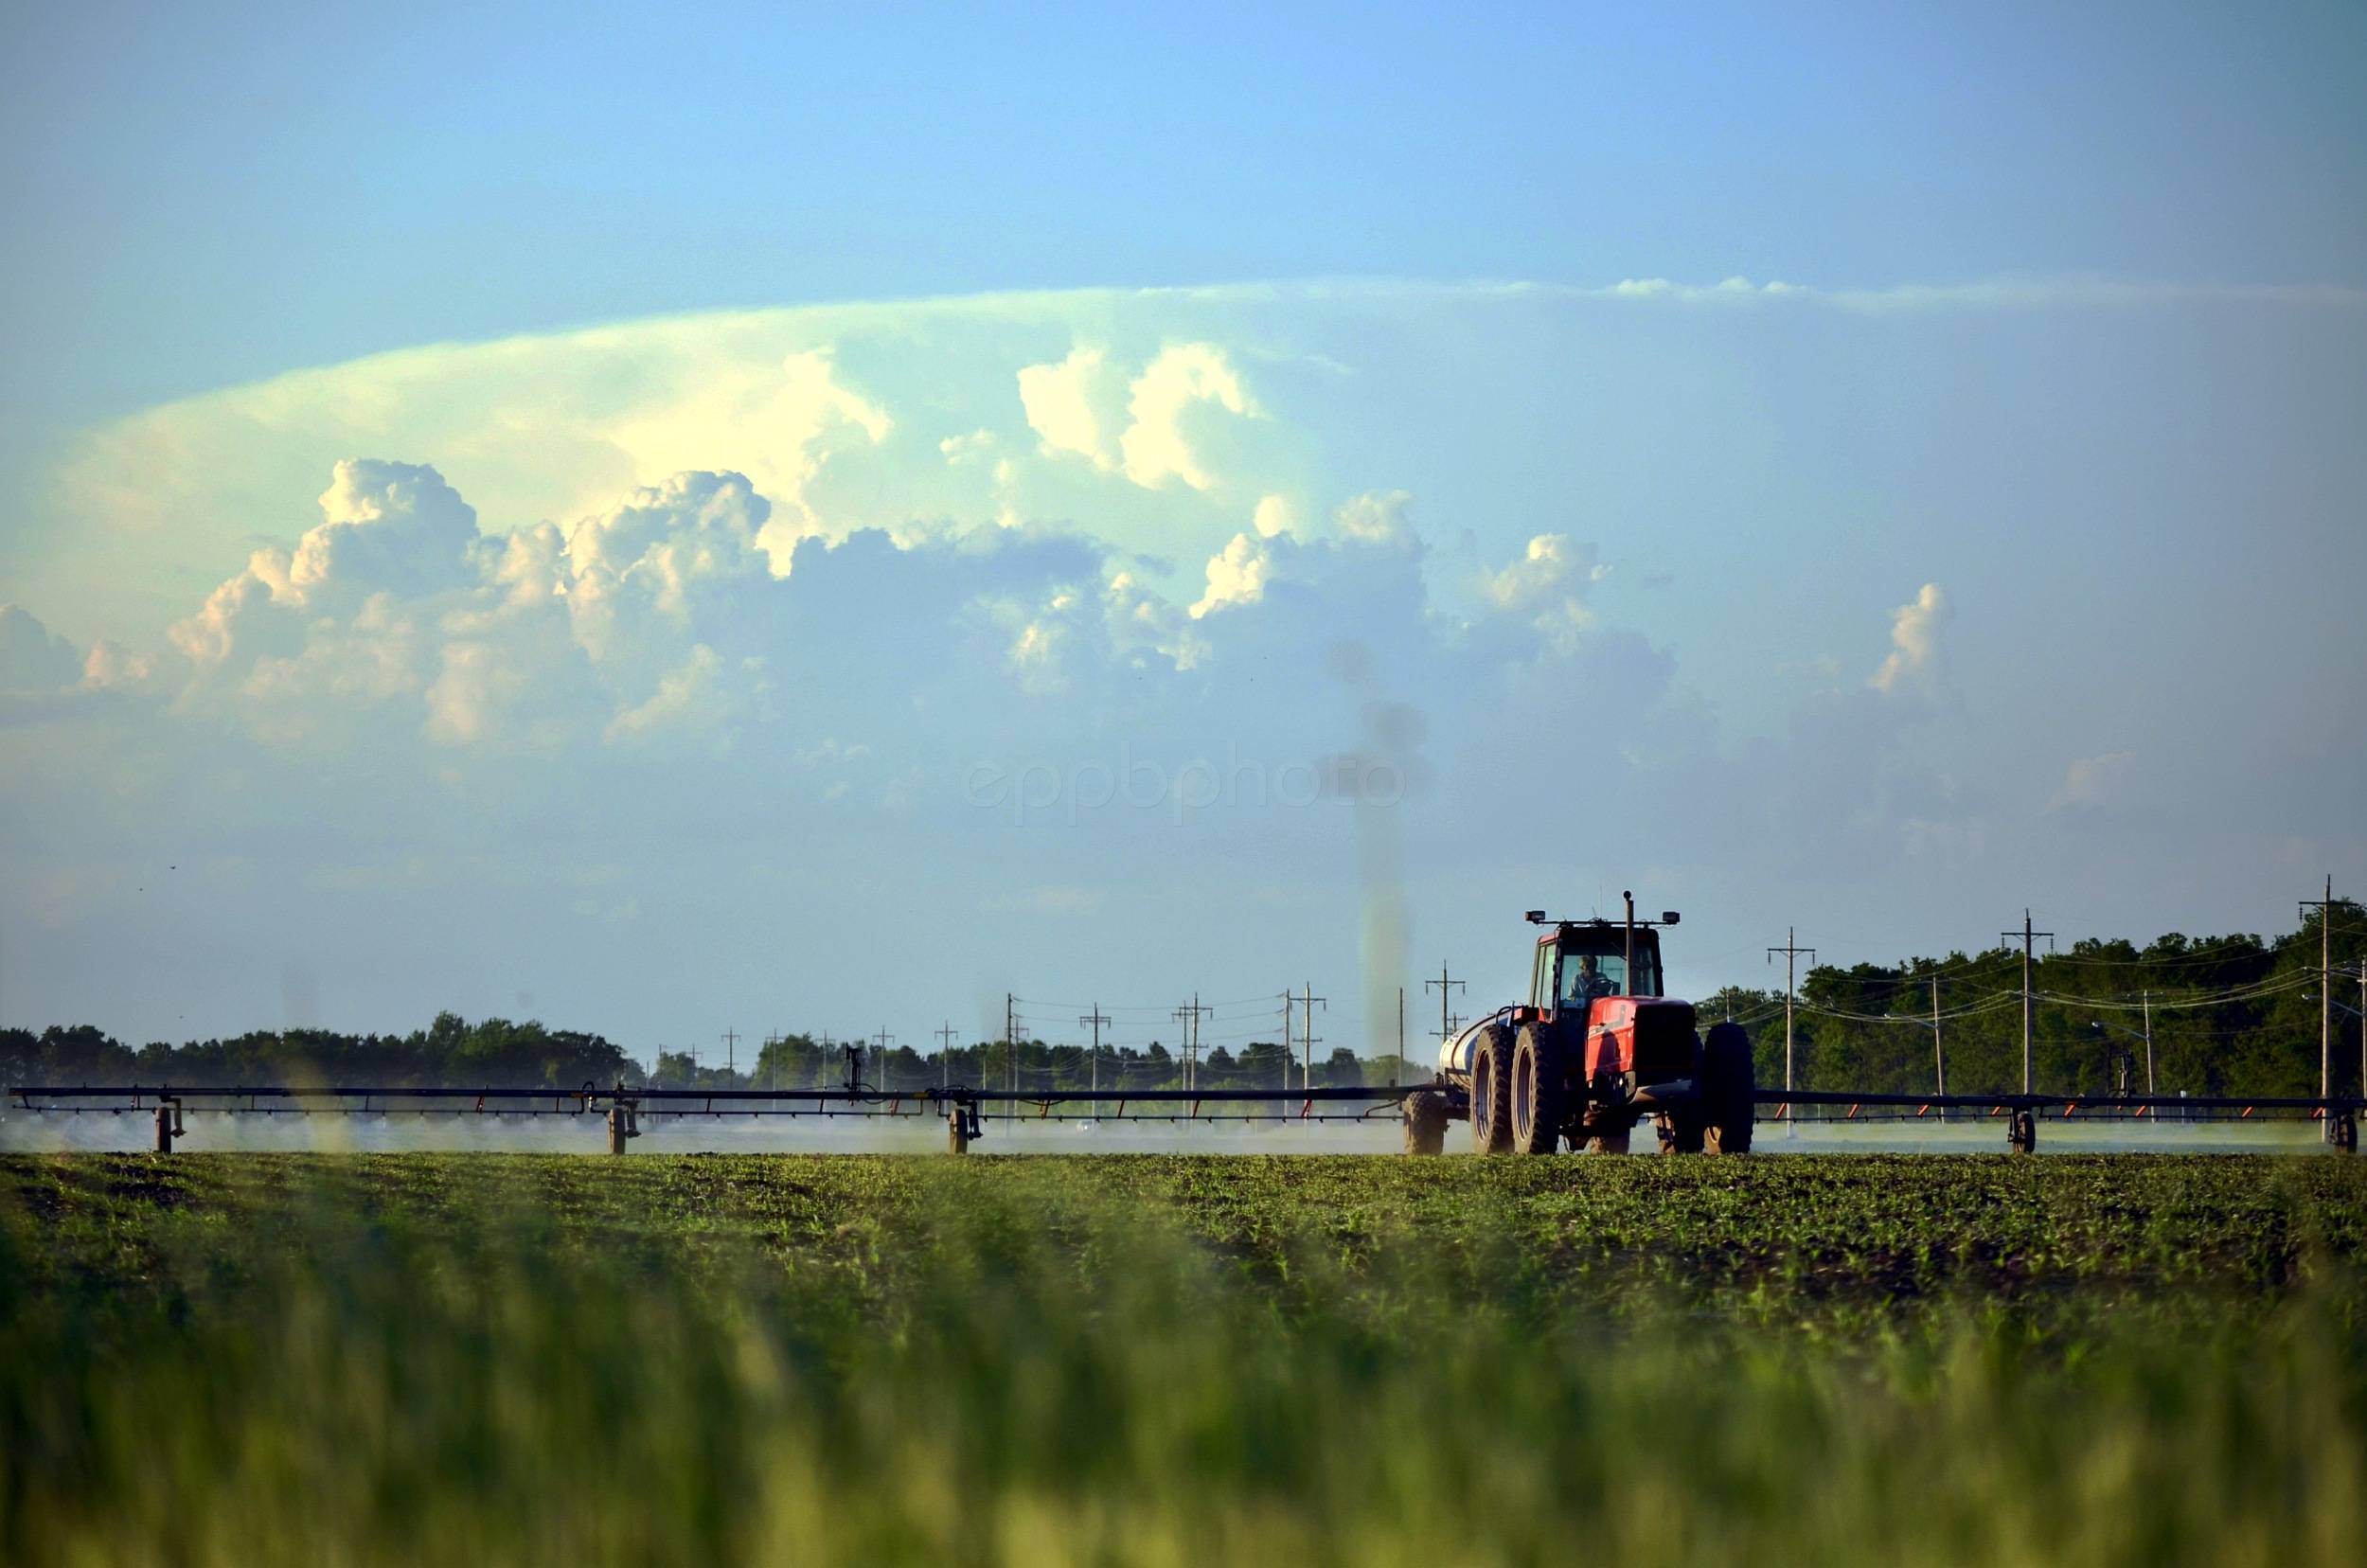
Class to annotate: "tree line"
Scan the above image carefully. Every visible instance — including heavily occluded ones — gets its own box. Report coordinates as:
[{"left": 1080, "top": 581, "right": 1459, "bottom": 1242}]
[
  {"left": 6, "top": 905, "right": 2359, "bottom": 1099},
  {"left": 2, "top": 1013, "right": 640, "bottom": 1094},
  {"left": 1699, "top": 901, "right": 2364, "bottom": 1098},
  {"left": 0, "top": 1012, "right": 1378, "bottom": 1096}
]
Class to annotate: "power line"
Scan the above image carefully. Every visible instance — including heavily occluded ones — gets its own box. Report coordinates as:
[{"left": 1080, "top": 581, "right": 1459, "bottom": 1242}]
[
  {"left": 2042, "top": 971, "right": 2318, "bottom": 1010},
  {"left": 1796, "top": 993, "right": 2022, "bottom": 1025}
]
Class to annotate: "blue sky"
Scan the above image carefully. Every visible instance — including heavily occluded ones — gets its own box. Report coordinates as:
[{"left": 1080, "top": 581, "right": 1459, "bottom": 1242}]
[{"left": 1, "top": 3, "right": 2362, "bottom": 1057}]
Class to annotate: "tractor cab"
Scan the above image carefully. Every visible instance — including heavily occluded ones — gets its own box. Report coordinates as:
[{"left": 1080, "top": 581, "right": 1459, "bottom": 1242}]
[
  {"left": 1517, "top": 906, "right": 1697, "bottom": 1094},
  {"left": 1528, "top": 922, "right": 1664, "bottom": 1018}
]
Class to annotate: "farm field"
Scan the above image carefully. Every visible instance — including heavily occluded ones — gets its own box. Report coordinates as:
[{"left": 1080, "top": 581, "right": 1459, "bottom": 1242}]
[{"left": 5, "top": 1153, "right": 2365, "bottom": 1565}]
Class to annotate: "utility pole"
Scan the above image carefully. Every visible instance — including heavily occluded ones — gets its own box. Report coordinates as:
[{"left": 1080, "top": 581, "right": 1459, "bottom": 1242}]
[
  {"left": 1931, "top": 974, "right": 1945, "bottom": 1098},
  {"left": 721, "top": 1027, "right": 739, "bottom": 1081},
  {"left": 2303, "top": 877, "right": 2335, "bottom": 1137},
  {"left": 2001, "top": 911, "right": 2054, "bottom": 1096},
  {"left": 1078, "top": 1005, "right": 1110, "bottom": 1096},
  {"left": 1425, "top": 964, "right": 1465, "bottom": 1045},
  {"left": 935, "top": 1022, "right": 957, "bottom": 1088},
  {"left": 1767, "top": 929, "right": 1816, "bottom": 1100},
  {"left": 1397, "top": 986, "right": 1407, "bottom": 1071},
  {"left": 1301, "top": 983, "right": 1327, "bottom": 1092},
  {"left": 2141, "top": 989, "right": 2155, "bottom": 1096},
  {"left": 1277, "top": 991, "right": 1294, "bottom": 1120},
  {"left": 1174, "top": 995, "right": 1212, "bottom": 1091},
  {"left": 1005, "top": 994, "right": 1016, "bottom": 1125},
  {"left": 871, "top": 1027, "right": 895, "bottom": 1093}
]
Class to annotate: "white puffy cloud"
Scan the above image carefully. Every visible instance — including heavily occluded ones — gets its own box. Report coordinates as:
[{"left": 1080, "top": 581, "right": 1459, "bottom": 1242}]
[
  {"left": 600, "top": 348, "right": 888, "bottom": 568},
  {"left": 561, "top": 471, "right": 771, "bottom": 668},
  {"left": 139, "top": 461, "right": 779, "bottom": 749},
  {"left": 1017, "top": 346, "right": 1123, "bottom": 471},
  {"left": 1018, "top": 341, "right": 1258, "bottom": 492},
  {"left": 1102, "top": 570, "right": 1205, "bottom": 670},
  {"left": 1870, "top": 581, "right": 1951, "bottom": 696},
  {"left": 1252, "top": 493, "right": 1299, "bottom": 539},
  {"left": 1189, "top": 491, "right": 1424, "bottom": 622},
  {"left": 1332, "top": 489, "right": 1415, "bottom": 546},
  {"left": 1477, "top": 534, "right": 1608, "bottom": 655},
  {"left": 1191, "top": 534, "right": 1272, "bottom": 618},
  {"left": 290, "top": 460, "right": 480, "bottom": 606},
  {"left": 80, "top": 638, "right": 167, "bottom": 690},
  {"left": 1118, "top": 343, "right": 1255, "bottom": 490},
  {"left": 166, "top": 460, "right": 478, "bottom": 688},
  {"left": 1479, "top": 534, "right": 1602, "bottom": 610},
  {"left": 168, "top": 551, "right": 308, "bottom": 679}
]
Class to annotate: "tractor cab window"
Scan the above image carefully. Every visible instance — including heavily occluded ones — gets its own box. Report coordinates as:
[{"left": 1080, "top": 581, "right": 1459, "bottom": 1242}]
[
  {"left": 1558, "top": 952, "right": 1626, "bottom": 1008},
  {"left": 1551, "top": 941, "right": 1664, "bottom": 1006}
]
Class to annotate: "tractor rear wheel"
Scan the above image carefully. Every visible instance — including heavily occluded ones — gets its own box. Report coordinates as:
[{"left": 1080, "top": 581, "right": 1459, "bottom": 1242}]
[
  {"left": 1700, "top": 1022, "right": 1756, "bottom": 1155},
  {"left": 1402, "top": 1090, "right": 1449, "bottom": 1156},
  {"left": 1468, "top": 1024, "right": 1516, "bottom": 1152},
  {"left": 1511, "top": 1024, "right": 1565, "bottom": 1154}
]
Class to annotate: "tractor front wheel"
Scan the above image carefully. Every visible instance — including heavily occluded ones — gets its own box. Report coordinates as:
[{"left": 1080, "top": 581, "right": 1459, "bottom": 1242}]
[
  {"left": 1582, "top": 1069, "right": 1632, "bottom": 1153},
  {"left": 1700, "top": 1022, "right": 1756, "bottom": 1155},
  {"left": 1468, "top": 1024, "right": 1516, "bottom": 1152},
  {"left": 1511, "top": 1025, "right": 1565, "bottom": 1154},
  {"left": 1402, "top": 1090, "right": 1449, "bottom": 1156}
]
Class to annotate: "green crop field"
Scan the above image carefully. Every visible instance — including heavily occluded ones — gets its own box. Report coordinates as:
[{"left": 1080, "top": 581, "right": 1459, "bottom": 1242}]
[{"left": 6, "top": 1153, "right": 2365, "bottom": 1565}]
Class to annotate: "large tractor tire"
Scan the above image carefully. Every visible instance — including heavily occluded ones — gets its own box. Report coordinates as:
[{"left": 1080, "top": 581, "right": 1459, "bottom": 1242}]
[
  {"left": 1700, "top": 1021, "right": 1756, "bottom": 1155},
  {"left": 1468, "top": 1023, "right": 1516, "bottom": 1152},
  {"left": 1402, "top": 1090, "right": 1449, "bottom": 1156},
  {"left": 1510, "top": 1024, "right": 1565, "bottom": 1155}
]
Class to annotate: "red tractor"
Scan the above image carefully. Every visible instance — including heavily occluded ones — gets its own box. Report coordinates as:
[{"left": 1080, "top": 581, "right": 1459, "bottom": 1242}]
[{"left": 1402, "top": 895, "right": 1755, "bottom": 1155}]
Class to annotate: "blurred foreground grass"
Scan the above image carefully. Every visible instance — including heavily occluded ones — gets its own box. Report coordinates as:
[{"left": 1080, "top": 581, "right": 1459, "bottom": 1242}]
[{"left": 3, "top": 1152, "right": 2363, "bottom": 1565}]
